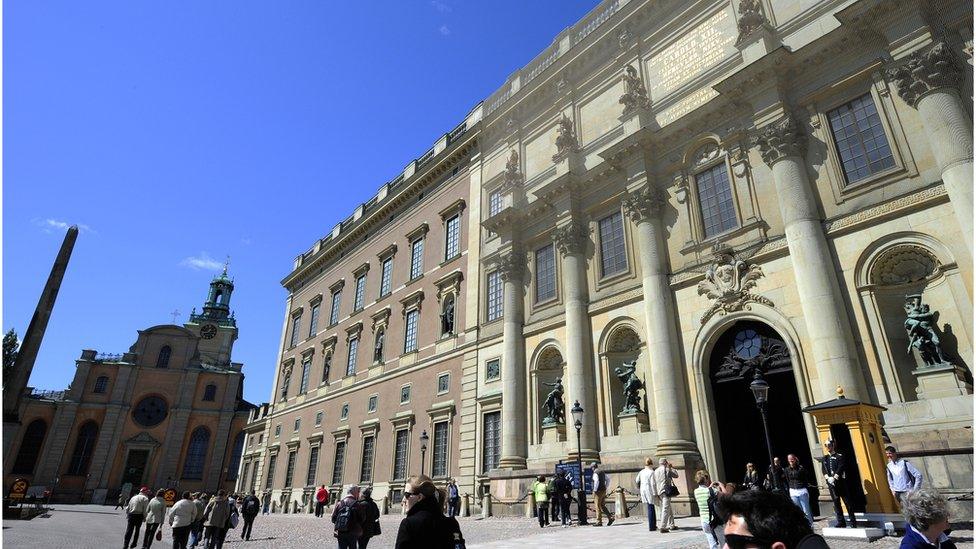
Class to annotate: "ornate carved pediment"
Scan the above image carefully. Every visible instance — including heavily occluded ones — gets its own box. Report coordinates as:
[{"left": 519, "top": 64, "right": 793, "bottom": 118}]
[
  {"left": 434, "top": 270, "right": 464, "bottom": 302},
  {"left": 370, "top": 307, "right": 392, "bottom": 333},
  {"left": 753, "top": 115, "right": 806, "bottom": 167},
  {"left": 125, "top": 431, "right": 162, "bottom": 449},
  {"left": 697, "top": 245, "right": 773, "bottom": 323},
  {"left": 870, "top": 245, "right": 942, "bottom": 286},
  {"left": 622, "top": 185, "right": 668, "bottom": 223},
  {"left": 551, "top": 221, "right": 590, "bottom": 256},
  {"left": 886, "top": 42, "right": 962, "bottom": 108}
]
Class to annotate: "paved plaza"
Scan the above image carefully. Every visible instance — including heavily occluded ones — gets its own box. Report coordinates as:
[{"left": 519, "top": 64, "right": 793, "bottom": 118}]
[{"left": 2, "top": 505, "right": 973, "bottom": 548}]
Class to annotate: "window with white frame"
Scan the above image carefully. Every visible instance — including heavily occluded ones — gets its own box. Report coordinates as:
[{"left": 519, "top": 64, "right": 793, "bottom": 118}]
[
  {"left": 437, "top": 373, "right": 450, "bottom": 394},
  {"left": 488, "top": 190, "right": 503, "bottom": 217},
  {"left": 393, "top": 429, "right": 409, "bottom": 480},
  {"left": 827, "top": 93, "right": 896, "bottom": 185},
  {"left": 486, "top": 359, "right": 500, "bottom": 381},
  {"left": 445, "top": 214, "right": 460, "bottom": 260},
  {"left": 353, "top": 274, "right": 367, "bottom": 311},
  {"left": 346, "top": 337, "right": 359, "bottom": 376},
  {"left": 274, "top": 424, "right": 281, "bottom": 438},
  {"left": 695, "top": 163, "right": 738, "bottom": 238},
  {"left": 308, "top": 303, "right": 320, "bottom": 338},
  {"left": 367, "top": 394, "right": 378, "bottom": 413},
  {"left": 289, "top": 315, "right": 302, "bottom": 348},
  {"left": 535, "top": 244, "right": 556, "bottom": 303},
  {"left": 315, "top": 411, "right": 323, "bottom": 426},
  {"left": 379, "top": 257, "right": 393, "bottom": 297},
  {"left": 293, "top": 418, "right": 301, "bottom": 432},
  {"left": 410, "top": 238, "right": 425, "bottom": 280},
  {"left": 340, "top": 403, "right": 349, "bottom": 420},
  {"left": 598, "top": 212, "right": 628, "bottom": 277},
  {"left": 279, "top": 370, "right": 291, "bottom": 401},
  {"left": 403, "top": 309, "right": 419, "bottom": 353},
  {"left": 329, "top": 289, "right": 342, "bottom": 325},
  {"left": 299, "top": 357, "right": 311, "bottom": 394},
  {"left": 400, "top": 385, "right": 411, "bottom": 404},
  {"left": 486, "top": 270, "right": 503, "bottom": 321},
  {"left": 432, "top": 421, "right": 449, "bottom": 478}
]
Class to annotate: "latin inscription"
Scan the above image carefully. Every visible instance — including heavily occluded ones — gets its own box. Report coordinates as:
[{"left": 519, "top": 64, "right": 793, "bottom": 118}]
[
  {"left": 646, "top": 8, "right": 737, "bottom": 101},
  {"left": 656, "top": 87, "right": 719, "bottom": 127}
]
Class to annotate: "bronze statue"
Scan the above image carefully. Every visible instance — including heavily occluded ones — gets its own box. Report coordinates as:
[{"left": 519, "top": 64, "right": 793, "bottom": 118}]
[
  {"left": 542, "top": 378, "right": 565, "bottom": 425},
  {"left": 614, "top": 360, "right": 644, "bottom": 413},
  {"left": 904, "top": 294, "right": 949, "bottom": 367}
]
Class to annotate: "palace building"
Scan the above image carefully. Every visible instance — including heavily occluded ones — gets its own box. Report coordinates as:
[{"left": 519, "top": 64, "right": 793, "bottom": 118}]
[
  {"left": 4, "top": 271, "right": 255, "bottom": 503},
  {"left": 242, "top": 0, "right": 973, "bottom": 517}
]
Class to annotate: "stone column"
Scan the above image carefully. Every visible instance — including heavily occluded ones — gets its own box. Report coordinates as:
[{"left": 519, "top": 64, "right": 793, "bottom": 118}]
[
  {"left": 888, "top": 42, "right": 973, "bottom": 254},
  {"left": 552, "top": 221, "right": 599, "bottom": 460},
  {"left": 621, "top": 185, "right": 697, "bottom": 455},
  {"left": 755, "top": 115, "right": 868, "bottom": 402},
  {"left": 495, "top": 249, "right": 527, "bottom": 470}
]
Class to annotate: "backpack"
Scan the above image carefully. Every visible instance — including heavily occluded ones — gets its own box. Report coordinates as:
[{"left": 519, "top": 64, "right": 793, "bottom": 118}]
[
  {"left": 706, "top": 488, "right": 721, "bottom": 529},
  {"left": 245, "top": 497, "right": 260, "bottom": 515},
  {"left": 442, "top": 515, "right": 466, "bottom": 549},
  {"left": 334, "top": 501, "right": 356, "bottom": 533}
]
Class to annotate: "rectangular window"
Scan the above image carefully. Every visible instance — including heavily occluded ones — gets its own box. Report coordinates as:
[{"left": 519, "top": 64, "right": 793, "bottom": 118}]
[
  {"left": 274, "top": 424, "right": 281, "bottom": 438},
  {"left": 400, "top": 385, "right": 411, "bottom": 404},
  {"left": 828, "top": 93, "right": 896, "bottom": 185},
  {"left": 482, "top": 411, "right": 501, "bottom": 473},
  {"left": 264, "top": 454, "right": 277, "bottom": 489},
  {"left": 330, "top": 290, "right": 342, "bottom": 325},
  {"left": 331, "top": 441, "right": 346, "bottom": 485},
  {"left": 432, "top": 421, "right": 449, "bottom": 478},
  {"left": 299, "top": 358, "right": 311, "bottom": 394},
  {"left": 249, "top": 459, "right": 259, "bottom": 491},
  {"left": 315, "top": 411, "right": 323, "bottom": 426},
  {"left": 367, "top": 395, "right": 378, "bottom": 413},
  {"left": 279, "top": 372, "right": 290, "bottom": 401},
  {"left": 410, "top": 238, "right": 424, "bottom": 279},
  {"left": 294, "top": 418, "right": 301, "bottom": 432},
  {"left": 354, "top": 275, "right": 367, "bottom": 311},
  {"left": 437, "top": 373, "right": 450, "bottom": 394},
  {"left": 359, "top": 436, "right": 375, "bottom": 483},
  {"left": 290, "top": 316, "right": 302, "bottom": 348},
  {"left": 240, "top": 462, "right": 251, "bottom": 491},
  {"left": 379, "top": 257, "right": 393, "bottom": 297},
  {"left": 404, "top": 309, "right": 419, "bottom": 353},
  {"left": 486, "top": 359, "right": 500, "bottom": 381},
  {"left": 486, "top": 270, "right": 503, "bottom": 322},
  {"left": 445, "top": 214, "right": 460, "bottom": 260},
  {"left": 535, "top": 244, "right": 556, "bottom": 303},
  {"left": 393, "top": 429, "right": 409, "bottom": 480},
  {"left": 284, "top": 450, "right": 297, "bottom": 487},
  {"left": 488, "top": 190, "right": 503, "bottom": 217},
  {"left": 308, "top": 303, "right": 320, "bottom": 338},
  {"left": 340, "top": 403, "right": 349, "bottom": 420},
  {"left": 598, "top": 212, "right": 628, "bottom": 277},
  {"left": 696, "top": 163, "right": 739, "bottom": 238},
  {"left": 346, "top": 337, "right": 359, "bottom": 376},
  {"left": 306, "top": 445, "right": 320, "bottom": 487}
]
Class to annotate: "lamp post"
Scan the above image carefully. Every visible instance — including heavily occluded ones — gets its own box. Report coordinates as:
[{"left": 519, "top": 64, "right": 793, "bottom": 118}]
[
  {"left": 419, "top": 430, "right": 429, "bottom": 476},
  {"left": 570, "top": 400, "right": 588, "bottom": 525},
  {"left": 749, "top": 369, "right": 780, "bottom": 492}
]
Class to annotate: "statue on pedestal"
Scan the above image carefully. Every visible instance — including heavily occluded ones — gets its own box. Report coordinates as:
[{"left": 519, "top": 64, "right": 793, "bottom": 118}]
[
  {"left": 904, "top": 294, "right": 949, "bottom": 367},
  {"left": 614, "top": 360, "right": 643, "bottom": 414},
  {"left": 542, "top": 378, "right": 565, "bottom": 425}
]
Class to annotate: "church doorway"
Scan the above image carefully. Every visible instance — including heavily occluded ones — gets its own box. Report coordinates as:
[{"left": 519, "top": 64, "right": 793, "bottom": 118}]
[
  {"left": 122, "top": 450, "right": 149, "bottom": 486},
  {"left": 709, "top": 321, "right": 813, "bottom": 488}
]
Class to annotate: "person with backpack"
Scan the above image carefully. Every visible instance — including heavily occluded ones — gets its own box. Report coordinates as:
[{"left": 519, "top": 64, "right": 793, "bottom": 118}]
[
  {"left": 240, "top": 490, "right": 261, "bottom": 541},
  {"left": 590, "top": 462, "right": 614, "bottom": 526},
  {"left": 359, "top": 487, "right": 381, "bottom": 548},
  {"left": 693, "top": 471, "right": 720, "bottom": 549},
  {"left": 395, "top": 474, "right": 464, "bottom": 548},
  {"left": 315, "top": 485, "right": 330, "bottom": 518},
  {"left": 531, "top": 475, "right": 550, "bottom": 528},
  {"left": 202, "top": 489, "right": 236, "bottom": 549},
  {"left": 332, "top": 485, "right": 365, "bottom": 549},
  {"left": 885, "top": 446, "right": 923, "bottom": 506}
]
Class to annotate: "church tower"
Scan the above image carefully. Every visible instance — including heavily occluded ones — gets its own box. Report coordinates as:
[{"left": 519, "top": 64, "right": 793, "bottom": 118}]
[{"left": 185, "top": 265, "right": 238, "bottom": 367}]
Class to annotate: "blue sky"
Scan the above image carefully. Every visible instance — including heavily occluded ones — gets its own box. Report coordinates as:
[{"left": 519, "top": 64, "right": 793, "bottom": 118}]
[{"left": 4, "top": 1, "right": 598, "bottom": 403}]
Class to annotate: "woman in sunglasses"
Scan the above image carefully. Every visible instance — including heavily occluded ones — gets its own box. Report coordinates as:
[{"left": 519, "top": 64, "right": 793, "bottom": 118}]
[{"left": 395, "top": 474, "right": 464, "bottom": 548}]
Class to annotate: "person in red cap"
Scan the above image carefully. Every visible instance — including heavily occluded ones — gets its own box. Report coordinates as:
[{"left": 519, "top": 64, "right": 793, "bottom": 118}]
[{"left": 123, "top": 487, "right": 152, "bottom": 549}]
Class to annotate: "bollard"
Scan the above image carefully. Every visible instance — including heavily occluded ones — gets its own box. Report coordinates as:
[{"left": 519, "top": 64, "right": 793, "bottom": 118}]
[
  {"left": 526, "top": 492, "right": 536, "bottom": 518},
  {"left": 461, "top": 493, "right": 470, "bottom": 517},
  {"left": 614, "top": 488, "right": 629, "bottom": 518},
  {"left": 381, "top": 495, "right": 389, "bottom": 515},
  {"left": 481, "top": 493, "right": 492, "bottom": 518}
]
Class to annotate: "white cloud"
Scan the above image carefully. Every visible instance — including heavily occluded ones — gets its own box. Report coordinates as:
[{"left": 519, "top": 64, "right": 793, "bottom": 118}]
[
  {"left": 430, "top": 0, "right": 452, "bottom": 13},
  {"left": 33, "top": 218, "right": 94, "bottom": 234},
  {"left": 439, "top": 25, "right": 451, "bottom": 36},
  {"left": 180, "top": 252, "right": 224, "bottom": 271},
  {"left": 240, "top": 237, "right": 252, "bottom": 246}
]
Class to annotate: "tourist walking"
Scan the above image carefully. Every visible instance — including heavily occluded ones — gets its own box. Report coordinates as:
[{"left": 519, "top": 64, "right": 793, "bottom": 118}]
[
  {"left": 143, "top": 489, "right": 167, "bottom": 548},
  {"left": 653, "top": 458, "right": 678, "bottom": 532},
  {"left": 635, "top": 457, "right": 657, "bottom": 532},
  {"left": 359, "top": 487, "right": 381, "bottom": 548},
  {"left": 446, "top": 479, "right": 461, "bottom": 518},
  {"left": 202, "top": 490, "right": 235, "bottom": 549},
  {"left": 822, "top": 440, "right": 858, "bottom": 528},
  {"left": 240, "top": 490, "right": 261, "bottom": 541},
  {"left": 261, "top": 492, "right": 270, "bottom": 515},
  {"left": 590, "top": 462, "right": 614, "bottom": 526},
  {"left": 124, "top": 486, "right": 152, "bottom": 549},
  {"left": 785, "top": 454, "right": 814, "bottom": 525},
  {"left": 742, "top": 463, "right": 760, "bottom": 491},
  {"left": 900, "top": 489, "right": 958, "bottom": 548},
  {"left": 886, "top": 446, "right": 923, "bottom": 506},
  {"left": 546, "top": 475, "right": 559, "bottom": 524},
  {"left": 395, "top": 474, "right": 464, "bottom": 548},
  {"left": 531, "top": 475, "right": 550, "bottom": 527},
  {"left": 189, "top": 493, "right": 207, "bottom": 548},
  {"left": 693, "top": 471, "right": 721, "bottom": 549},
  {"left": 315, "top": 485, "right": 330, "bottom": 518},
  {"left": 116, "top": 490, "right": 129, "bottom": 510},
  {"left": 332, "top": 485, "right": 365, "bottom": 549},
  {"left": 553, "top": 470, "right": 573, "bottom": 527},
  {"left": 169, "top": 491, "right": 199, "bottom": 549}
]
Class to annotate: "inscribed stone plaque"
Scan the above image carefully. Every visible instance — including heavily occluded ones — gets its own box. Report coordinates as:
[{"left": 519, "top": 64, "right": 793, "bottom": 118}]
[
  {"left": 580, "top": 80, "right": 625, "bottom": 145},
  {"left": 524, "top": 129, "right": 557, "bottom": 180},
  {"left": 645, "top": 7, "right": 738, "bottom": 102},
  {"left": 655, "top": 87, "right": 719, "bottom": 127}
]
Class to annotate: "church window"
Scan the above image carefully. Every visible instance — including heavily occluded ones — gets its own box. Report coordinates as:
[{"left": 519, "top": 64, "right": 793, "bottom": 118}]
[
  {"left": 299, "top": 357, "right": 311, "bottom": 394},
  {"left": 346, "top": 337, "right": 359, "bottom": 376},
  {"left": 93, "top": 375, "right": 109, "bottom": 394},
  {"left": 359, "top": 436, "right": 375, "bottom": 483},
  {"left": 432, "top": 421, "right": 449, "bottom": 478},
  {"left": 403, "top": 310, "right": 419, "bottom": 353},
  {"left": 535, "top": 244, "right": 556, "bottom": 303},
  {"left": 827, "top": 93, "right": 895, "bottom": 185},
  {"left": 156, "top": 346, "right": 171, "bottom": 368},
  {"left": 379, "top": 257, "right": 393, "bottom": 297},
  {"left": 289, "top": 315, "right": 302, "bottom": 348},
  {"left": 226, "top": 431, "right": 245, "bottom": 480},
  {"left": 486, "top": 270, "right": 503, "bottom": 322},
  {"left": 695, "top": 163, "right": 738, "bottom": 238},
  {"left": 11, "top": 419, "right": 47, "bottom": 475},
  {"left": 330, "top": 289, "right": 342, "bottom": 325},
  {"left": 203, "top": 384, "right": 217, "bottom": 401},
  {"left": 410, "top": 238, "right": 425, "bottom": 280},
  {"left": 354, "top": 274, "right": 367, "bottom": 311},
  {"left": 133, "top": 396, "right": 168, "bottom": 427},
  {"left": 598, "top": 211, "right": 628, "bottom": 277},
  {"left": 67, "top": 421, "right": 99, "bottom": 476},
  {"left": 308, "top": 303, "right": 320, "bottom": 338},
  {"left": 181, "top": 427, "right": 210, "bottom": 479},
  {"left": 482, "top": 411, "right": 501, "bottom": 473},
  {"left": 445, "top": 214, "right": 460, "bottom": 260}
]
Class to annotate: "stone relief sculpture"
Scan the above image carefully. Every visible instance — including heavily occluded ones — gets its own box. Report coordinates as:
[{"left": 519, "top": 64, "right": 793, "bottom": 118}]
[
  {"left": 619, "top": 65, "right": 651, "bottom": 115},
  {"left": 697, "top": 245, "right": 773, "bottom": 324},
  {"left": 614, "top": 361, "right": 644, "bottom": 414},
  {"left": 440, "top": 297, "right": 455, "bottom": 336},
  {"left": 541, "top": 377, "right": 565, "bottom": 425},
  {"left": 886, "top": 42, "right": 962, "bottom": 107},
  {"left": 736, "top": 0, "right": 770, "bottom": 44},
  {"left": 552, "top": 113, "right": 581, "bottom": 162},
  {"left": 904, "top": 294, "right": 950, "bottom": 367}
]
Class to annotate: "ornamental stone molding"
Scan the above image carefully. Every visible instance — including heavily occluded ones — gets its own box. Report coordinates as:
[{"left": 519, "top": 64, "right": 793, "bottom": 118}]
[
  {"left": 434, "top": 270, "right": 464, "bottom": 302},
  {"left": 281, "top": 358, "right": 295, "bottom": 376},
  {"left": 369, "top": 307, "right": 392, "bottom": 333},
  {"left": 886, "top": 42, "right": 963, "bottom": 108},
  {"left": 320, "top": 335, "right": 338, "bottom": 354},
  {"left": 869, "top": 245, "right": 942, "bottom": 287},
  {"left": 490, "top": 249, "right": 527, "bottom": 281},
  {"left": 552, "top": 114, "right": 582, "bottom": 163},
  {"left": 622, "top": 185, "right": 668, "bottom": 223},
  {"left": 503, "top": 150, "right": 523, "bottom": 190},
  {"left": 551, "top": 221, "right": 590, "bottom": 256},
  {"left": 735, "top": 0, "right": 771, "bottom": 45},
  {"left": 697, "top": 244, "right": 773, "bottom": 324},
  {"left": 619, "top": 65, "right": 651, "bottom": 116},
  {"left": 753, "top": 115, "right": 807, "bottom": 167}
]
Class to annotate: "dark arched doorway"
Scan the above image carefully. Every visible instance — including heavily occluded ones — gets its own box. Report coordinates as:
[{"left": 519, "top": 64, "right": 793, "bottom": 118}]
[{"left": 710, "top": 321, "right": 813, "bottom": 487}]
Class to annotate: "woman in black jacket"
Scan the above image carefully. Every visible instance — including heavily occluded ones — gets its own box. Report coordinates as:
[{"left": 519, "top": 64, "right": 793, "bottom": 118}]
[
  {"left": 395, "top": 475, "right": 463, "bottom": 549},
  {"left": 359, "top": 487, "right": 381, "bottom": 548}
]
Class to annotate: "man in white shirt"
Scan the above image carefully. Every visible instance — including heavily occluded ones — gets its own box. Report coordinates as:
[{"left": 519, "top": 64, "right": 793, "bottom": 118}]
[
  {"left": 123, "top": 486, "right": 151, "bottom": 549},
  {"left": 635, "top": 457, "right": 657, "bottom": 531},
  {"left": 591, "top": 462, "right": 614, "bottom": 526},
  {"left": 652, "top": 458, "right": 678, "bottom": 532},
  {"left": 886, "top": 446, "right": 924, "bottom": 505}
]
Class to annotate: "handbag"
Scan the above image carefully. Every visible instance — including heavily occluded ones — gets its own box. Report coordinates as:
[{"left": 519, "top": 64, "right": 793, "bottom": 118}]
[
  {"left": 664, "top": 484, "right": 679, "bottom": 497},
  {"left": 155, "top": 529, "right": 163, "bottom": 541}
]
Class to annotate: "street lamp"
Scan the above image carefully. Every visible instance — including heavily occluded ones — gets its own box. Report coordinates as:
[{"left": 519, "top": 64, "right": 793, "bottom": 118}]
[
  {"left": 749, "top": 369, "right": 780, "bottom": 492},
  {"left": 570, "top": 400, "right": 587, "bottom": 526},
  {"left": 419, "top": 430, "right": 429, "bottom": 476}
]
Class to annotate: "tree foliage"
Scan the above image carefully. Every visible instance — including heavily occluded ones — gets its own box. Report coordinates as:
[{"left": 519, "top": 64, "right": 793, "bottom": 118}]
[{"left": 3, "top": 329, "right": 19, "bottom": 390}]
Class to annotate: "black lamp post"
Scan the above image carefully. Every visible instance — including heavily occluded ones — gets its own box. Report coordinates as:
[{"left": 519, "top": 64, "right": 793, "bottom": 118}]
[
  {"left": 570, "top": 400, "right": 588, "bottom": 525},
  {"left": 419, "top": 430, "right": 429, "bottom": 476},
  {"left": 749, "top": 370, "right": 780, "bottom": 492}
]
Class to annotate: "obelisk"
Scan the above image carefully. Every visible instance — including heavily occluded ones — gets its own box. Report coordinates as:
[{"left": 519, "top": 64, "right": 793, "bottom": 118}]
[{"left": 3, "top": 226, "right": 78, "bottom": 457}]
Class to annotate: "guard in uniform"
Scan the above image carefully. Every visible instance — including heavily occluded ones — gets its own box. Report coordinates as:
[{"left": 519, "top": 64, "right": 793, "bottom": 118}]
[{"left": 821, "top": 439, "right": 858, "bottom": 528}]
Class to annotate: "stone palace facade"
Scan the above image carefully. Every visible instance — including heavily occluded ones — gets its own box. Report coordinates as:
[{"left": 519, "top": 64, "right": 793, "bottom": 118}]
[{"left": 240, "top": 0, "right": 973, "bottom": 516}]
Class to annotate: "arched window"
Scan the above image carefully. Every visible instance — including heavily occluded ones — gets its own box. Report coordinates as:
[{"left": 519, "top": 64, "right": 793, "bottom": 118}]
[
  {"left": 181, "top": 427, "right": 210, "bottom": 479},
  {"left": 203, "top": 384, "right": 217, "bottom": 402},
  {"left": 67, "top": 421, "right": 99, "bottom": 475},
  {"left": 156, "top": 346, "right": 172, "bottom": 368},
  {"left": 226, "top": 431, "right": 245, "bottom": 480},
  {"left": 93, "top": 375, "right": 109, "bottom": 394},
  {"left": 11, "top": 420, "right": 47, "bottom": 474}
]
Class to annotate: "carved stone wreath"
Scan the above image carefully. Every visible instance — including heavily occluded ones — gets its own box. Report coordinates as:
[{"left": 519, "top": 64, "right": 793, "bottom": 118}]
[{"left": 697, "top": 245, "right": 773, "bottom": 324}]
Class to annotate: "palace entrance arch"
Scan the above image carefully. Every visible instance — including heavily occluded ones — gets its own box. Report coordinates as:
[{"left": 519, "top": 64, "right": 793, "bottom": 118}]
[{"left": 709, "top": 321, "right": 813, "bottom": 488}]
